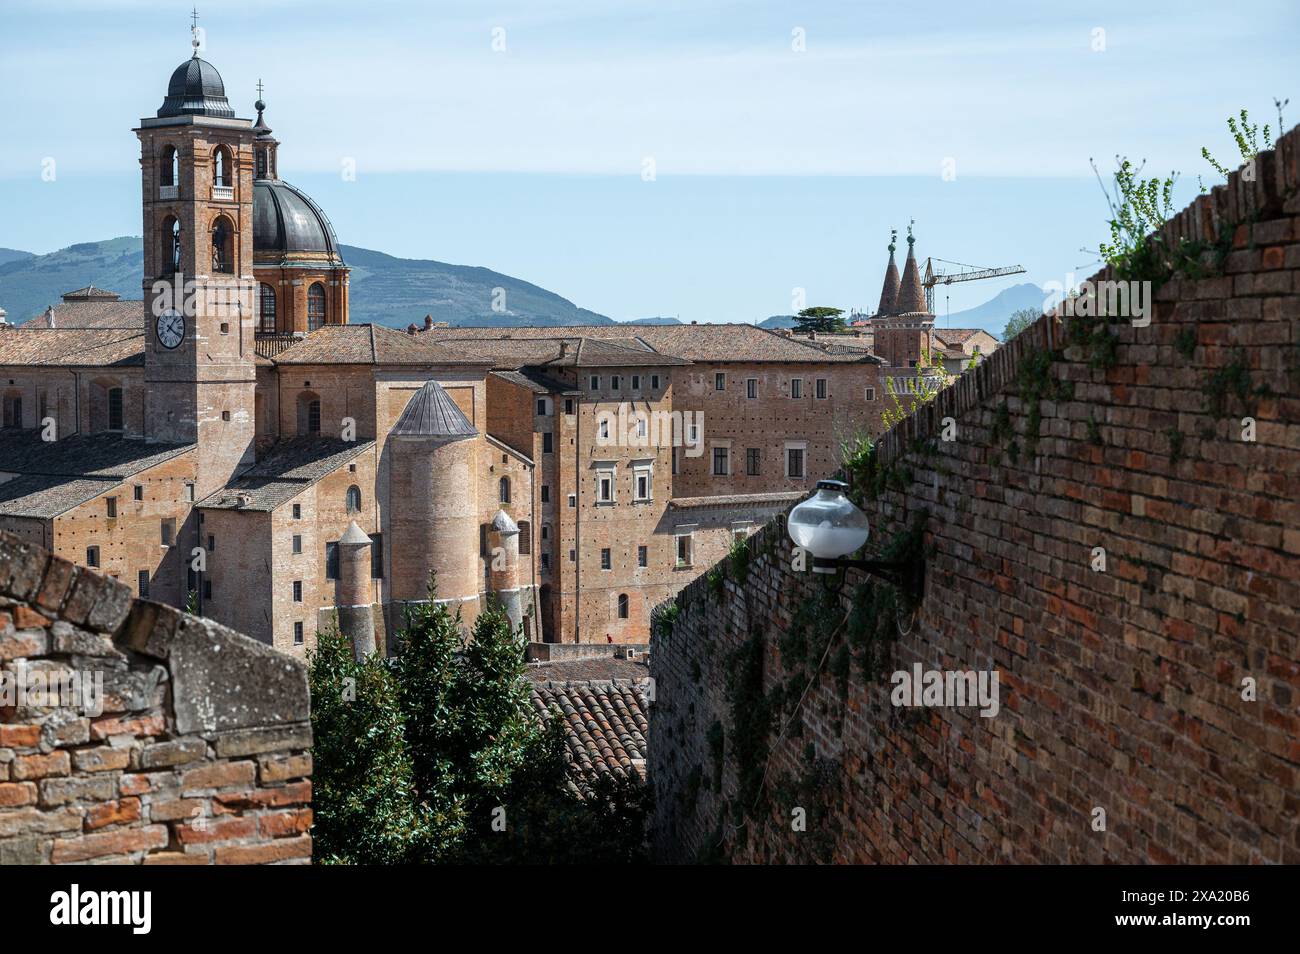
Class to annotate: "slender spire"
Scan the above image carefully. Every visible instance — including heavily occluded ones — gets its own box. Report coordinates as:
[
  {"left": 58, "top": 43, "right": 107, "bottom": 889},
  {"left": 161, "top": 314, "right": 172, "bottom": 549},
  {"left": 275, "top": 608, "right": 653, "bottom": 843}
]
[
  {"left": 894, "top": 219, "right": 928, "bottom": 315},
  {"left": 876, "top": 228, "right": 900, "bottom": 316},
  {"left": 190, "top": 7, "right": 201, "bottom": 58}
]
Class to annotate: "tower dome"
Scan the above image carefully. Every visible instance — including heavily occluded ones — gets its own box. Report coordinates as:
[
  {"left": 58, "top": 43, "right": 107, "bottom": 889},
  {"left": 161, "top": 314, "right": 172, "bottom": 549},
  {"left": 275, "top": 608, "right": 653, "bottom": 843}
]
[
  {"left": 157, "top": 56, "right": 235, "bottom": 119},
  {"left": 253, "top": 181, "right": 345, "bottom": 263}
]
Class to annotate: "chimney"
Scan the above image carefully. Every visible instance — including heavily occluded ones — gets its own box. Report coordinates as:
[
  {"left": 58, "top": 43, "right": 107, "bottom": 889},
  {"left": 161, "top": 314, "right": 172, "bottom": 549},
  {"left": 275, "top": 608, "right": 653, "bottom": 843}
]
[
  {"left": 406, "top": 322, "right": 418, "bottom": 335},
  {"left": 558, "top": 341, "right": 569, "bottom": 357},
  {"left": 0, "top": 306, "right": 8, "bottom": 328},
  {"left": 45, "top": 305, "right": 56, "bottom": 329},
  {"left": 424, "top": 314, "right": 433, "bottom": 330}
]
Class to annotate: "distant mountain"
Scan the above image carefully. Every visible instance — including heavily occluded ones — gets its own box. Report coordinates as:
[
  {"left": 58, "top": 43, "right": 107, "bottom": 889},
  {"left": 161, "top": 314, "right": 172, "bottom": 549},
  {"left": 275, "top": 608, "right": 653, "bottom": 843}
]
[
  {"left": 0, "top": 248, "right": 34, "bottom": 268},
  {"left": 0, "top": 238, "right": 612, "bottom": 328},
  {"left": 624, "top": 316, "right": 682, "bottom": 325},
  {"left": 759, "top": 315, "right": 797, "bottom": 329},
  {"left": 940, "top": 283, "right": 1046, "bottom": 338}
]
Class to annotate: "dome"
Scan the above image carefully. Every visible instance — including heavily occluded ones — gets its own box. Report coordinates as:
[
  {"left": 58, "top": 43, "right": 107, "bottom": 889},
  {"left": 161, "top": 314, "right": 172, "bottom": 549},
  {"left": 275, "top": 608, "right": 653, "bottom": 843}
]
[
  {"left": 253, "top": 180, "right": 344, "bottom": 263},
  {"left": 157, "top": 56, "right": 235, "bottom": 119}
]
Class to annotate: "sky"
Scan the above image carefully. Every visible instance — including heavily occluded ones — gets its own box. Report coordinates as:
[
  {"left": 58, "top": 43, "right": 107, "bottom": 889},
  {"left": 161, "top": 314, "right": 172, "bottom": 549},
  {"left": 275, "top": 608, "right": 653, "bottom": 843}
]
[{"left": 0, "top": 0, "right": 1295, "bottom": 323}]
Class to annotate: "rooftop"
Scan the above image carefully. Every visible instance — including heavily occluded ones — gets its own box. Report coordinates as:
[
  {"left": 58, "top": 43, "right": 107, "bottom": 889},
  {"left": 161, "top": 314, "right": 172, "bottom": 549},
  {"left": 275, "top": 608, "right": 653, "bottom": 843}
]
[
  {"left": 0, "top": 328, "right": 144, "bottom": 366},
  {"left": 198, "top": 437, "right": 374, "bottom": 512},
  {"left": 269, "top": 324, "right": 494, "bottom": 367},
  {"left": 528, "top": 677, "right": 649, "bottom": 794}
]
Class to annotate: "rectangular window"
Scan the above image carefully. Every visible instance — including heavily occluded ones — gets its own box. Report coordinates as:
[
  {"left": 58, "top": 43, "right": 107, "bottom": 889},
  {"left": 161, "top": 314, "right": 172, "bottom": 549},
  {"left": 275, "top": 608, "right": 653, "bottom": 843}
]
[
  {"left": 184, "top": 483, "right": 195, "bottom": 503},
  {"left": 519, "top": 522, "right": 532, "bottom": 555},
  {"left": 635, "top": 472, "right": 650, "bottom": 501},
  {"left": 746, "top": 378, "right": 758, "bottom": 399},
  {"left": 671, "top": 446, "right": 678, "bottom": 475},
  {"left": 541, "top": 485, "right": 550, "bottom": 504},
  {"left": 134, "top": 485, "right": 143, "bottom": 502},
  {"left": 675, "top": 534, "right": 692, "bottom": 567},
  {"left": 787, "top": 447, "right": 805, "bottom": 479},
  {"left": 292, "top": 503, "right": 301, "bottom": 519},
  {"left": 293, "top": 580, "right": 303, "bottom": 603},
  {"left": 292, "top": 534, "right": 303, "bottom": 555},
  {"left": 568, "top": 494, "right": 576, "bottom": 508},
  {"left": 86, "top": 546, "right": 100, "bottom": 568},
  {"left": 865, "top": 387, "right": 876, "bottom": 402},
  {"left": 601, "top": 548, "right": 612, "bottom": 571},
  {"left": 541, "top": 553, "right": 551, "bottom": 570},
  {"left": 631, "top": 375, "right": 641, "bottom": 391},
  {"left": 107, "top": 388, "right": 124, "bottom": 431},
  {"left": 106, "top": 496, "right": 117, "bottom": 519},
  {"left": 325, "top": 542, "right": 339, "bottom": 580},
  {"left": 371, "top": 532, "right": 384, "bottom": 579},
  {"left": 598, "top": 418, "right": 610, "bottom": 441},
  {"left": 638, "top": 545, "right": 648, "bottom": 568},
  {"left": 543, "top": 432, "right": 553, "bottom": 454},
  {"left": 589, "top": 375, "right": 600, "bottom": 391},
  {"left": 203, "top": 579, "right": 212, "bottom": 600},
  {"left": 790, "top": 378, "right": 803, "bottom": 399},
  {"left": 161, "top": 518, "right": 175, "bottom": 547},
  {"left": 712, "top": 446, "right": 729, "bottom": 476},
  {"left": 541, "top": 524, "right": 550, "bottom": 541},
  {"left": 536, "top": 398, "right": 548, "bottom": 416},
  {"left": 715, "top": 372, "right": 725, "bottom": 391},
  {"left": 597, "top": 471, "right": 614, "bottom": 503},
  {"left": 611, "top": 375, "right": 621, "bottom": 391},
  {"left": 746, "top": 448, "right": 761, "bottom": 476},
  {"left": 651, "top": 375, "right": 660, "bottom": 390},
  {"left": 816, "top": 378, "right": 828, "bottom": 399},
  {"left": 207, "top": 534, "right": 215, "bottom": 551},
  {"left": 293, "top": 622, "right": 304, "bottom": 646},
  {"left": 564, "top": 398, "right": 574, "bottom": 416},
  {"left": 569, "top": 549, "right": 576, "bottom": 562},
  {"left": 138, "top": 570, "right": 149, "bottom": 597}
]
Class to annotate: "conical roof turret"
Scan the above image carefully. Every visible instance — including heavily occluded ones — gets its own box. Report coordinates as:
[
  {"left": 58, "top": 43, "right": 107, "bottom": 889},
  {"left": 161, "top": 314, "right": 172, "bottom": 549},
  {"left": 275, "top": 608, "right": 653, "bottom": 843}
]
[{"left": 876, "top": 229, "right": 901, "bottom": 316}]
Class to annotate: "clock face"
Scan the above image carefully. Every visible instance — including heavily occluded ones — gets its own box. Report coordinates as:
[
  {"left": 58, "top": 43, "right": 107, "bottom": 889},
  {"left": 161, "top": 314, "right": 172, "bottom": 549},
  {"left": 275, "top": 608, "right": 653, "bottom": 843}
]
[{"left": 156, "top": 310, "right": 185, "bottom": 350}]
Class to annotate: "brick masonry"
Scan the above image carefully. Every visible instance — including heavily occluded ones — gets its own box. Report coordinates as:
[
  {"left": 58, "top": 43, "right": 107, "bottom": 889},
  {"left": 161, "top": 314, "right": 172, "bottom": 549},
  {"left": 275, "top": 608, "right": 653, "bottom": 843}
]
[
  {"left": 0, "top": 531, "right": 312, "bottom": 864},
  {"left": 648, "top": 126, "right": 1300, "bottom": 863}
]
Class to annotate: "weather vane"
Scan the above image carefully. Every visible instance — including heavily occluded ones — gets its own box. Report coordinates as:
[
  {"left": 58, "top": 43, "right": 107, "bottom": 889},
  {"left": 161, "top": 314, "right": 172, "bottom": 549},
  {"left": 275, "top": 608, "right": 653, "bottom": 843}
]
[{"left": 190, "top": 6, "right": 201, "bottom": 56}]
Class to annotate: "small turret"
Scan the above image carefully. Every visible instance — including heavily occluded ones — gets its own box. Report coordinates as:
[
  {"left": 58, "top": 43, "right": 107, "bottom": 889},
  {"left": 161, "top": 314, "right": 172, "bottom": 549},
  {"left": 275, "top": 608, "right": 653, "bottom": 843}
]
[
  {"left": 876, "top": 229, "right": 900, "bottom": 316},
  {"left": 486, "top": 509, "right": 522, "bottom": 635},
  {"left": 336, "top": 520, "right": 375, "bottom": 659}
]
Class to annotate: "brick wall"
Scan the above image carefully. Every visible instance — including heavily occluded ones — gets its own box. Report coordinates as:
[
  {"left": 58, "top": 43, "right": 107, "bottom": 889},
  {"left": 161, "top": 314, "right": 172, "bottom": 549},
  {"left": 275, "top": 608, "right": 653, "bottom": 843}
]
[
  {"left": 0, "top": 531, "right": 312, "bottom": 864},
  {"left": 648, "top": 126, "right": 1300, "bottom": 864}
]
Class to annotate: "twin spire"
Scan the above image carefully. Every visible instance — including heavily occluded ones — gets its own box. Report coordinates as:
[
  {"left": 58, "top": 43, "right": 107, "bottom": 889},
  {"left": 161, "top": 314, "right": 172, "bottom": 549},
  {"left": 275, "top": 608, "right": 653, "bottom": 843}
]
[{"left": 874, "top": 220, "right": 929, "bottom": 317}]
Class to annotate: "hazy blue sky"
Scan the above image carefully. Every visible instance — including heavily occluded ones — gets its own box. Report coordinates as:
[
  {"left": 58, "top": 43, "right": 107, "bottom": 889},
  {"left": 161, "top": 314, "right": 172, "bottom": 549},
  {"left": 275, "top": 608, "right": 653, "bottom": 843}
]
[{"left": 1, "top": 0, "right": 1294, "bottom": 322}]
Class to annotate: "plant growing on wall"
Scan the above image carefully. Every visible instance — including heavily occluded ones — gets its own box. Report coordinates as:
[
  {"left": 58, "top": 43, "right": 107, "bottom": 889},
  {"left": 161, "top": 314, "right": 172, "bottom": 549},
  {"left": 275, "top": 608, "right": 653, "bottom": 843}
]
[
  {"left": 1092, "top": 155, "right": 1178, "bottom": 280},
  {"left": 880, "top": 346, "right": 951, "bottom": 431},
  {"left": 1200, "top": 103, "right": 1284, "bottom": 190}
]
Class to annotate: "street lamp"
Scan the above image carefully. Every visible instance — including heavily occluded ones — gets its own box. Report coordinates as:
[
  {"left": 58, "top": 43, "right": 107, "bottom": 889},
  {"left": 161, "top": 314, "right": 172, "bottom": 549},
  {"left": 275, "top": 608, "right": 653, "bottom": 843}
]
[{"left": 787, "top": 480, "right": 925, "bottom": 598}]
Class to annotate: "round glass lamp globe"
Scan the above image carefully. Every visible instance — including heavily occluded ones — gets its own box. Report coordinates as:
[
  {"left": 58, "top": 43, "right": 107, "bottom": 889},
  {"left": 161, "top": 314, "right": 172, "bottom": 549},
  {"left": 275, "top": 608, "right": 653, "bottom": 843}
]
[{"left": 788, "top": 480, "right": 869, "bottom": 559}]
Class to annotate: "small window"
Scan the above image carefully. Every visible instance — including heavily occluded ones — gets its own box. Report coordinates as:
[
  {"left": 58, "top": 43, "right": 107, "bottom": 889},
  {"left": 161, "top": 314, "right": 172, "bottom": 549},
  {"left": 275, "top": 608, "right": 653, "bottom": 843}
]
[
  {"left": 292, "top": 504, "right": 301, "bottom": 519},
  {"left": 671, "top": 447, "right": 678, "bottom": 475},
  {"left": 569, "top": 549, "right": 576, "bottom": 562},
  {"left": 564, "top": 398, "right": 575, "bottom": 416},
  {"left": 598, "top": 419, "right": 610, "bottom": 441},
  {"left": 746, "top": 448, "right": 761, "bottom": 476},
  {"left": 746, "top": 378, "right": 758, "bottom": 399},
  {"left": 631, "top": 375, "right": 641, "bottom": 391},
  {"left": 601, "top": 548, "right": 612, "bottom": 570},
  {"left": 597, "top": 472, "right": 614, "bottom": 503},
  {"left": 293, "top": 580, "right": 303, "bottom": 603},
  {"left": 220, "top": 410, "right": 231, "bottom": 421},
  {"left": 713, "top": 446, "right": 729, "bottom": 476},
  {"left": 134, "top": 485, "right": 144, "bottom": 502},
  {"left": 185, "top": 483, "right": 195, "bottom": 503},
  {"left": 543, "top": 432, "right": 553, "bottom": 454},
  {"left": 541, "top": 553, "right": 551, "bottom": 570},
  {"left": 371, "top": 532, "right": 384, "bottom": 579},
  {"left": 346, "top": 485, "right": 362, "bottom": 513},
  {"left": 816, "top": 378, "right": 828, "bottom": 399},
  {"left": 787, "top": 447, "right": 805, "bottom": 479},
  {"left": 541, "top": 485, "right": 550, "bottom": 503},
  {"left": 635, "top": 472, "right": 650, "bottom": 501},
  {"left": 611, "top": 375, "right": 622, "bottom": 391},
  {"left": 106, "top": 496, "right": 117, "bottom": 519},
  {"left": 86, "top": 546, "right": 100, "bottom": 568},
  {"left": 138, "top": 570, "right": 150, "bottom": 598},
  {"left": 790, "top": 378, "right": 803, "bottom": 399},
  {"left": 207, "top": 534, "right": 215, "bottom": 551},
  {"left": 161, "top": 518, "right": 176, "bottom": 547},
  {"left": 518, "top": 521, "right": 532, "bottom": 555},
  {"left": 617, "top": 593, "right": 629, "bottom": 619},
  {"left": 715, "top": 372, "right": 725, "bottom": 391},
  {"left": 589, "top": 375, "right": 600, "bottom": 391},
  {"left": 258, "top": 283, "right": 277, "bottom": 334},
  {"left": 675, "top": 535, "right": 692, "bottom": 567},
  {"left": 536, "top": 398, "right": 548, "bottom": 416},
  {"left": 203, "top": 579, "right": 212, "bottom": 600},
  {"left": 865, "top": 387, "right": 876, "bottom": 402},
  {"left": 568, "top": 494, "right": 576, "bottom": 508},
  {"left": 541, "top": 524, "right": 550, "bottom": 541},
  {"left": 499, "top": 476, "right": 511, "bottom": 504},
  {"left": 293, "top": 622, "right": 304, "bottom": 646},
  {"left": 651, "top": 375, "right": 660, "bottom": 390},
  {"left": 637, "top": 545, "right": 647, "bottom": 568},
  {"left": 211, "top": 217, "right": 233, "bottom": 274},
  {"left": 293, "top": 534, "right": 303, "bottom": 555},
  {"left": 325, "top": 542, "right": 339, "bottom": 579},
  {"left": 107, "top": 387, "right": 124, "bottom": 431},
  {"left": 308, "top": 283, "right": 327, "bottom": 331}
]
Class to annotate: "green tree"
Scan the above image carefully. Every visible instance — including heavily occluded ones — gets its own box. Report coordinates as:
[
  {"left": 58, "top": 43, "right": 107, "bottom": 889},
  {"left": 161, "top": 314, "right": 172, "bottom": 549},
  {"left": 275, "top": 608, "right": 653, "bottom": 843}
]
[
  {"left": 1001, "top": 307, "right": 1039, "bottom": 342},
  {"left": 793, "top": 306, "right": 846, "bottom": 334}
]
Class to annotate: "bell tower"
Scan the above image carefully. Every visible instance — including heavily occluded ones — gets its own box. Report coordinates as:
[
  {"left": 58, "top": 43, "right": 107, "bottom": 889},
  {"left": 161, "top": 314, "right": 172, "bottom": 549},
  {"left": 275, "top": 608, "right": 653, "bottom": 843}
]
[{"left": 136, "top": 27, "right": 256, "bottom": 499}]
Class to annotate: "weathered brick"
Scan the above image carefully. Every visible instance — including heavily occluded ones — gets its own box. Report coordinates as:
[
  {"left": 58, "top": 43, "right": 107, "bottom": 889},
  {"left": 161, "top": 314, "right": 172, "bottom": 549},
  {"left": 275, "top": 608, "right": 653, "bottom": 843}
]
[
  {"left": 180, "top": 760, "right": 256, "bottom": 793},
  {"left": 148, "top": 797, "right": 207, "bottom": 822},
  {"left": 0, "top": 629, "right": 47, "bottom": 660},
  {"left": 0, "top": 806, "right": 83, "bottom": 838},
  {"left": 91, "top": 713, "right": 165, "bottom": 741},
  {"left": 85, "top": 797, "right": 142, "bottom": 830},
  {"left": 0, "top": 725, "right": 41, "bottom": 748},
  {"left": 213, "top": 725, "right": 312, "bottom": 758},
  {"left": 0, "top": 781, "right": 38, "bottom": 807},
  {"left": 38, "top": 774, "right": 117, "bottom": 807},
  {"left": 143, "top": 850, "right": 210, "bottom": 865},
  {"left": 214, "top": 834, "right": 311, "bottom": 865},
  {"left": 259, "top": 807, "right": 312, "bottom": 838},
  {"left": 73, "top": 746, "right": 132, "bottom": 773},
  {"left": 258, "top": 752, "right": 312, "bottom": 783},
  {"left": 50, "top": 824, "right": 168, "bottom": 863},
  {"left": 137, "top": 738, "right": 207, "bottom": 769},
  {"left": 214, "top": 779, "right": 311, "bottom": 810},
  {"left": 12, "top": 751, "right": 70, "bottom": 781},
  {"left": 176, "top": 815, "right": 257, "bottom": 845}
]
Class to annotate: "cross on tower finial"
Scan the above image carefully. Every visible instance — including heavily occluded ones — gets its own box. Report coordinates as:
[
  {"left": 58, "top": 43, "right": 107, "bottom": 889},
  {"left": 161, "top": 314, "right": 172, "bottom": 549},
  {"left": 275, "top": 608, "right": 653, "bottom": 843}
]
[
  {"left": 190, "top": 6, "right": 201, "bottom": 56},
  {"left": 256, "top": 78, "right": 265, "bottom": 100},
  {"left": 191, "top": 6, "right": 200, "bottom": 29}
]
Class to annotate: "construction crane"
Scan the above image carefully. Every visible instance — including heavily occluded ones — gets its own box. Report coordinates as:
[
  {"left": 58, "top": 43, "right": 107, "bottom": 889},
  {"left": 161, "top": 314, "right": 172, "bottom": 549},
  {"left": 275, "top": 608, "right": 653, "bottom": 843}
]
[{"left": 923, "top": 258, "right": 1026, "bottom": 314}]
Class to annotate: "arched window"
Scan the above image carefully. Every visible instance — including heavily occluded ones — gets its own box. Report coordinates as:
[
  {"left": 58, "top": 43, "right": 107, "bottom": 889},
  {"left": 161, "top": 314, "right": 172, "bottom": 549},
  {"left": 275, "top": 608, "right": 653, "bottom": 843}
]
[
  {"left": 346, "top": 485, "right": 362, "bottom": 513},
  {"left": 296, "top": 391, "right": 321, "bottom": 436},
  {"left": 255, "top": 148, "right": 268, "bottom": 180},
  {"left": 162, "top": 216, "right": 182, "bottom": 274},
  {"left": 213, "top": 146, "right": 231, "bottom": 188},
  {"left": 258, "top": 283, "right": 277, "bottom": 334},
  {"left": 211, "top": 216, "right": 233, "bottom": 274},
  {"left": 498, "top": 476, "right": 510, "bottom": 504},
  {"left": 307, "top": 282, "right": 326, "bottom": 331},
  {"left": 107, "top": 388, "right": 124, "bottom": 431},
  {"left": 161, "top": 145, "right": 179, "bottom": 187},
  {"left": 617, "top": 593, "right": 629, "bottom": 619}
]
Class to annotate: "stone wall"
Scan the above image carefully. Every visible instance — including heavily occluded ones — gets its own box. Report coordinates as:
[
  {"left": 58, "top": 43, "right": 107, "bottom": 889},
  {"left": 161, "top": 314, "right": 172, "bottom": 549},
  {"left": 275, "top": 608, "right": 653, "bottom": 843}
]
[
  {"left": 648, "top": 126, "right": 1300, "bottom": 864},
  {"left": 0, "top": 531, "right": 313, "bottom": 864}
]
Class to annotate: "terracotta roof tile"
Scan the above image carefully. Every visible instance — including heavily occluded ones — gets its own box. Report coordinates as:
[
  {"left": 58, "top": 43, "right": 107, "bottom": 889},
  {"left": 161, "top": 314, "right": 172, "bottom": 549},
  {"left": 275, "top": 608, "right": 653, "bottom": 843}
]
[
  {"left": 271, "top": 324, "right": 493, "bottom": 366},
  {"left": 0, "top": 328, "right": 144, "bottom": 367},
  {"left": 528, "top": 678, "right": 649, "bottom": 793},
  {"left": 199, "top": 437, "right": 374, "bottom": 511},
  {"left": 20, "top": 300, "right": 141, "bottom": 330}
]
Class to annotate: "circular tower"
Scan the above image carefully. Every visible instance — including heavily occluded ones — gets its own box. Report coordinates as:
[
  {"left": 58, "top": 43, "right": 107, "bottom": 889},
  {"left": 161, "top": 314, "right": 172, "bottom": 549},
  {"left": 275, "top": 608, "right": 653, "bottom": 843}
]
[
  {"left": 486, "top": 509, "right": 522, "bottom": 635},
  {"left": 336, "top": 520, "right": 375, "bottom": 659}
]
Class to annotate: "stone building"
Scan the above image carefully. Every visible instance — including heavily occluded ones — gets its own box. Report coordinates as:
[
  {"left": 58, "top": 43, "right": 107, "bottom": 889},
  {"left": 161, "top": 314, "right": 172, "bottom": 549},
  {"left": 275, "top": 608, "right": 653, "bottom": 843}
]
[{"left": 0, "top": 36, "right": 935, "bottom": 651}]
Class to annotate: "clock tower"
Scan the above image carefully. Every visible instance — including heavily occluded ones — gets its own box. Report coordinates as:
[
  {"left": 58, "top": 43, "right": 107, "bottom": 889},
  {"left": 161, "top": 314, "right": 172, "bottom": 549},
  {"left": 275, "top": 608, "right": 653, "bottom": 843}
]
[{"left": 136, "top": 31, "right": 257, "bottom": 499}]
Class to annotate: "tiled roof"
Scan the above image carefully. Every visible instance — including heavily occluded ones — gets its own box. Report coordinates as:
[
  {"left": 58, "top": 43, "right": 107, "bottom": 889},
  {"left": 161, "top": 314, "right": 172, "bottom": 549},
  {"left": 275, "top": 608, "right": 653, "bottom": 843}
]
[
  {"left": 526, "top": 656, "right": 650, "bottom": 682},
  {"left": 198, "top": 437, "right": 374, "bottom": 511},
  {"left": 668, "top": 491, "right": 803, "bottom": 509},
  {"left": 425, "top": 323, "right": 872, "bottom": 364},
  {"left": 0, "top": 328, "right": 144, "bottom": 366},
  {"left": 20, "top": 300, "right": 142, "bottom": 330},
  {"left": 528, "top": 678, "right": 649, "bottom": 793},
  {"left": 0, "top": 432, "right": 195, "bottom": 519},
  {"left": 0, "top": 431, "right": 194, "bottom": 479},
  {"left": 932, "top": 328, "right": 989, "bottom": 345},
  {"left": 489, "top": 368, "right": 580, "bottom": 395},
  {"left": 270, "top": 324, "right": 494, "bottom": 366},
  {"left": 439, "top": 334, "right": 679, "bottom": 369},
  {"left": 254, "top": 335, "right": 300, "bottom": 360},
  {"left": 62, "top": 285, "right": 122, "bottom": 301}
]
